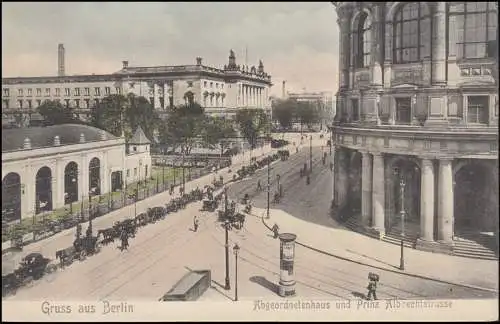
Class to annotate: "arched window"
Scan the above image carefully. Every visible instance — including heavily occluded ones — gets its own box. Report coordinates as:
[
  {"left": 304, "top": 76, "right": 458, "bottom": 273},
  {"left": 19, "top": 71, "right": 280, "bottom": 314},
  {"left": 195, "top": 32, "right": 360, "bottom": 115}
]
[
  {"left": 393, "top": 3, "right": 430, "bottom": 64},
  {"left": 352, "top": 12, "right": 372, "bottom": 69},
  {"left": 450, "top": 2, "right": 497, "bottom": 59}
]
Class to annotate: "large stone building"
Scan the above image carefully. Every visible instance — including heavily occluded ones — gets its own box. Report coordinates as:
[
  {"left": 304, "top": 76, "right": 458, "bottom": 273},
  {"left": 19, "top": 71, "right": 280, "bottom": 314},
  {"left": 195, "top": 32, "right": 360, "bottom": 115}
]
[
  {"left": 287, "top": 90, "right": 336, "bottom": 123},
  {"left": 331, "top": 2, "right": 498, "bottom": 255},
  {"left": 1, "top": 50, "right": 272, "bottom": 126},
  {"left": 2, "top": 124, "right": 151, "bottom": 222}
]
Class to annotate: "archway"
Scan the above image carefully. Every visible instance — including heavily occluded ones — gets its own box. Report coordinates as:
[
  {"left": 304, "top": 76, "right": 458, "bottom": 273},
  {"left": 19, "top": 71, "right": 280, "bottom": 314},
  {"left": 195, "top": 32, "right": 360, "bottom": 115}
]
[
  {"left": 111, "top": 171, "right": 123, "bottom": 192},
  {"left": 64, "top": 162, "right": 79, "bottom": 204},
  {"left": 35, "top": 167, "right": 53, "bottom": 215},
  {"left": 454, "top": 162, "right": 498, "bottom": 234},
  {"left": 391, "top": 158, "right": 421, "bottom": 230},
  {"left": 89, "top": 157, "right": 101, "bottom": 196},
  {"left": 2, "top": 173, "right": 21, "bottom": 222},
  {"left": 346, "top": 150, "right": 362, "bottom": 216}
]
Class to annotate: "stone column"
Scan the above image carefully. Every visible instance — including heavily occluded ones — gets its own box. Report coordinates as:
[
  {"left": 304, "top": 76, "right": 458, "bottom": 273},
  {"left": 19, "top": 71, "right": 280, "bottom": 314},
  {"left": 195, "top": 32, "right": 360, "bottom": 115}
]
[
  {"left": 153, "top": 83, "right": 161, "bottom": 109},
  {"left": 338, "top": 13, "right": 351, "bottom": 89},
  {"left": 100, "top": 154, "right": 109, "bottom": 195},
  {"left": 370, "top": 4, "right": 383, "bottom": 87},
  {"left": 419, "top": 158, "right": 435, "bottom": 242},
  {"left": 437, "top": 158, "right": 454, "bottom": 244},
  {"left": 331, "top": 146, "right": 336, "bottom": 203},
  {"left": 54, "top": 159, "right": 65, "bottom": 209},
  {"left": 432, "top": 2, "right": 447, "bottom": 86},
  {"left": 80, "top": 156, "right": 88, "bottom": 201},
  {"left": 21, "top": 167, "right": 34, "bottom": 218},
  {"left": 371, "top": 152, "right": 385, "bottom": 237},
  {"left": 336, "top": 149, "right": 348, "bottom": 208},
  {"left": 361, "top": 151, "right": 373, "bottom": 226}
]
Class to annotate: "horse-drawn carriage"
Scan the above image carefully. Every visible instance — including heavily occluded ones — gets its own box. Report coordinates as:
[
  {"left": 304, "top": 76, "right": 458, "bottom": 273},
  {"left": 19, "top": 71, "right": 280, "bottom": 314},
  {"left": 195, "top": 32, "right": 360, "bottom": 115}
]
[
  {"left": 147, "top": 207, "right": 166, "bottom": 223},
  {"left": 2, "top": 252, "right": 56, "bottom": 296},
  {"left": 202, "top": 199, "right": 218, "bottom": 212},
  {"left": 56, "top": 233, "right": 101, "bottom": 268},
  {"left": 278, "top": 150, "right": 290, "bottom": 161}
]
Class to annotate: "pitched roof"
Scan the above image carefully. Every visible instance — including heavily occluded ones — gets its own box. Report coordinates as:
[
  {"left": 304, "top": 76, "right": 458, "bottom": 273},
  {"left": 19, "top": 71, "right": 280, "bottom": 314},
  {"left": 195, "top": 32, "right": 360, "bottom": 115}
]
[
  {"left": 129, "top": 126, "right": 151, "bottom": 145},
  {"left": 2, "top": 124, "right": 117, "bottom": 152}
]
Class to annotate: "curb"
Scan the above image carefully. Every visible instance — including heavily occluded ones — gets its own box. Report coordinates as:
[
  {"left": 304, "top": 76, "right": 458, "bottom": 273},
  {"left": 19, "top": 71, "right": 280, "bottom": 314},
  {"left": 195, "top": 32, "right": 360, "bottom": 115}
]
[{"left": 260, "top": 215, "right": 498, "bottom": 294}]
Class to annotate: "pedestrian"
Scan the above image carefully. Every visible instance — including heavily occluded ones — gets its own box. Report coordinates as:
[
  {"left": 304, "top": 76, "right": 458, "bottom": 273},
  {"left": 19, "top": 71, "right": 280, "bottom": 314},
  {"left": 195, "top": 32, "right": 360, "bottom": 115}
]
[
  {"left": 366, "top": 273, "right": 379, "bottom": 300},
  {"left": 120, "top": 228, "right": 129, "bottom": 251},
  {"left": 272, "top": 223, "right": 279, "bottom": 239},
  {"left": 193, "top": 216, "right": 199, "bottom": 232},
  {"left": 257, "top": 179, "right": 262, "bottom": 191},
  {"left": 170, "top": 184, "right": 174, "bottom": 195}
]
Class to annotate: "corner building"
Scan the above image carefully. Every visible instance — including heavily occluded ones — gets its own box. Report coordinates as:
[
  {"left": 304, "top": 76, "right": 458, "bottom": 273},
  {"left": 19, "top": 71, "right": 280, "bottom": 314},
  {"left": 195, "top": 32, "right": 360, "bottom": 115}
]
[{"left": 331, "top": 2, "right": 498, "bottom": 255}]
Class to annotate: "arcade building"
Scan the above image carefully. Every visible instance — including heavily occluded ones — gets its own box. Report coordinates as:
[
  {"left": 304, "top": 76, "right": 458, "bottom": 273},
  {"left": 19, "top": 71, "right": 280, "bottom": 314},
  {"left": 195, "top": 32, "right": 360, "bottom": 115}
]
[
  {"left": 331, "top": 2, "right": 498, "bottom": 256},
  {"left": 2, "top": 124, "right": 151, "bottom": 223}
]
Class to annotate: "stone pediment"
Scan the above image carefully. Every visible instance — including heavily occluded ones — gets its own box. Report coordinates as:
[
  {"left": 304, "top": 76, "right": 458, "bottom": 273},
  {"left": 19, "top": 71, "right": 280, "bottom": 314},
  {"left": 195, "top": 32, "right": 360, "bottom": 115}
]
[{"left": 458, "top": 79, "right": 495, "bottom": 88}]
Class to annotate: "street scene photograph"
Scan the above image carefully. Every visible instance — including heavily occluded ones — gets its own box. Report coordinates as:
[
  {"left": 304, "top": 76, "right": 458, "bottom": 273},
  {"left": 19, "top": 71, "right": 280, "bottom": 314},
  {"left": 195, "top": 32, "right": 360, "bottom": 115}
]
[{"left": 1, "top": 1, "right": 498, "bottom": 322}]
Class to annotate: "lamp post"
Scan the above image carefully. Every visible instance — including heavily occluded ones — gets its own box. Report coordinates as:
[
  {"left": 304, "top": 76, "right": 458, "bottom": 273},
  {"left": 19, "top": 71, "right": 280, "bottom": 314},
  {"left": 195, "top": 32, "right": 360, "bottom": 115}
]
[
  {"left": 309, "top": 135, "right": 313, "bottom": 173},
  {"left": 134, "top": 189, "right": 138, "bottom": 218},
  {"left": 224, "top": 193, "right": 231, "bottom": 290},
  {"left": 276, "top": 174, "right": 281, "bottom": 197},
  {"left": 399, "top": 176, "right": 406, "bottom": 271},
  {"left": 233, "top": 243, "right": 240, "bottom": 301},
  {"left": 266, "top": 157, "right": 271, "bottom": 219},
  {"left": 329, "top": 126, "right": 332, "bottom": 156}
]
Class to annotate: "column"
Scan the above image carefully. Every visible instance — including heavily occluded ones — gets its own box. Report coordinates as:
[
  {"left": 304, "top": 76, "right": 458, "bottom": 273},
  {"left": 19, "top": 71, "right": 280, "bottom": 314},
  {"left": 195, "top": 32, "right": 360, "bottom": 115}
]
[
  {"left": 153, "top": 83, "right": 161, "bottom": 109},
  {"left": 336, "top": 149, "right": 348, "bottom": 208},
  {"left": 419, "top": 158, "right": 435, "bottom": 242},
  {"left": 21, "top": 168, "right": 34, "bottom": 218},
  {"left": 80, "top": 157, "right": 88, "bottom": 200},
  {"left": 361, "top": 152, "right": 373, "bottom": 226},
  {"left": 437, "top": 158, "right": 454, "bottom": 243},
  {"left": 432, "top": 2, "right": 447, "bottom": 85},
  {"left": 370, "top": 4, "right": 383, "bottom": 87},
  {"left": 101, "top": 154, "right": 109, "bottom": 194},
  {"left": 54, "top": 159, "right": 65, "bottom": 209},
  {"left": 371, "top": 153, "right": 385, "bottom": 235},
  {"left": 338, "top": 13, "right": 351, "bottom": 89},
  {"left": 163, "top": 82, "right": 168, "bottom": 110},
  {"left": 331, "top": 146, "right": 336, "bottom": 204}
]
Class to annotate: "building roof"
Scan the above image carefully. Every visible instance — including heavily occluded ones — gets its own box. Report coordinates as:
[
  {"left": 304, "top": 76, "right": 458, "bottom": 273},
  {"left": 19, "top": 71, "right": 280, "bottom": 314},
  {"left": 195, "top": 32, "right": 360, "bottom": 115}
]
[
  {"left": 129, "top": 126, "right": 151, "bottom": 145},
  {"left": 2, "top": 124, "right": 117, "bottom": 152}
]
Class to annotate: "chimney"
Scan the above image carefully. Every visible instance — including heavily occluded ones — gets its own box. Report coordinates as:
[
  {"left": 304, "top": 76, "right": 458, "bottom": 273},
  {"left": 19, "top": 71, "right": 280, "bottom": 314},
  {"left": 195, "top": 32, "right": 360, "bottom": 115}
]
[
  {"left": 23, "top": 138, "right": 31, "bottom": 150},
  {"left": 79, "top": 133, "right": 85, "bottom": 143},
  {"left": 54, "top": 135, "right": 61, "bottom": 146},
  {"left": 282, "top": 80, "right": 286, "bottom": 99},
  {"left": 122, "top": 60, "right": 129, "bottom": 69},
  {"left": 58, "top": 44, "right": 65, "bottom": 77},
  {"left": 196, "top": 57, "right": 202, "bottom": 66}
]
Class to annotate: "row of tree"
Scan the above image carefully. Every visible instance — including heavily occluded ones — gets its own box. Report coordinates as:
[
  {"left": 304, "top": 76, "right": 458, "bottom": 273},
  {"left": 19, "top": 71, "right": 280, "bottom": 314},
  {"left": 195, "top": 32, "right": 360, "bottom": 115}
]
[
  {"left": 271, "top": 98, "right": 322, "bottom": 130},
  {"left": 35, "top": 94, "right": 270, "bottom": 156}
]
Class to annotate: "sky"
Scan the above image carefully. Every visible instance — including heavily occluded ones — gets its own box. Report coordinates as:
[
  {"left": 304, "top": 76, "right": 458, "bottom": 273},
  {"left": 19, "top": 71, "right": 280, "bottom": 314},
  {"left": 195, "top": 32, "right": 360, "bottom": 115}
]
[{"left": 2, "top": 2, "right": 339, "bottom": 97}]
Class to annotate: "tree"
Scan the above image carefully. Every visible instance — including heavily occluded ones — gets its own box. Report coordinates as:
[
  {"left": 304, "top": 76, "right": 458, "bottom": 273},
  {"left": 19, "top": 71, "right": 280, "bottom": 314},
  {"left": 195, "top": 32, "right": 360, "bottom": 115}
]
[
  {"left": 160, "top": 102, "right": 205, "bottom": 155},
  {"left": 272, "top": 99, "right": 297, "bottom": 129},
  {"left": 202, "top": 116, "right": 237, "bottom": 156},
  {"left": 295, "top": 101, "right": 320, "bottom": 130},
  {"left": 235, "top": 108, "right": 269, "bottom": 150},
  {"left": 37, "top": 100, "right": 80, "bottom": 126},
  {"left": 89, "top": 93, "right": 160, "bottom": 140}
]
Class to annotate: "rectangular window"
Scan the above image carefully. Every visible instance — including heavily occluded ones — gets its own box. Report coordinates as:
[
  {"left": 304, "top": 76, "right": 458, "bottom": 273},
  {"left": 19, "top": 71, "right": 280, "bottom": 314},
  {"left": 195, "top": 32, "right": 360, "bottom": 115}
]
[
  {"left": 351, "top": 99, "right": 360, "bottom": 121},
  {"left": 64, "top": 88, "right": 70, "bottom": 96},
  {"left": 3, "top": 88, "right": 9, "bottom": 97},
  {"left": 75, "top": 99, "right": 80, "bottom": 108},
  {"left": 54, "top": 88, "right": 60, "bottom": 96},
  {"left": 395, "top": 97, "right": 412, "bottom": 124},
  {"left": 74, "top": 88, "right": 80, "bottom": 96},
  {"left": 210, "top": 82, "right": 213, "bottom": 88},
  {"left": 204, "top": 81, "right": 207, "bottom": 87},
  {"left": 17, "top": 100, "right": 23, "bottom": 109},
  {"left": 216, "top": 83, "right": 219, "bottom": 89},
  {"left": 18, "top": 89, "right": 23, "bottom": 96},
  {"left": 94, "top": 87, "right": 101, "bottom": 96},
  {"left": 84, "top": 99, "right": 90, "bottom": 108},
  {"left": 84, "top": 87, "right": 90, "bottom": 96},
  {"left": 467, "top": 96, "right": 489, "bottom": 124},
  {"left": 134, "top": 168, "right": 137, "bottom": 176},
  {"left": 27, "top": 88, "right": 33, "bottom": 96},
  {"left": 64, "top": 99, "right": 70, "bottom": 107},
  {"left": 36, "top": 88, "right": 42, "bottom": 96},
  {"left": 37, "top": 99, "right": 42, "bottom": 107},
  {"left": 115, "top": 87, "right": 121, "bottom": 95},
  {"left": 3, "top": 99, "right": 9, "bottom": 109},
  {"left": 105, "top": 87, "right": 111, "bottom": 95},
  {"left": 45, "top": 88, "right": 51, "bottom": 96},
  {"left": 27, "top": 100, "right": 32, "bottom": 109}
]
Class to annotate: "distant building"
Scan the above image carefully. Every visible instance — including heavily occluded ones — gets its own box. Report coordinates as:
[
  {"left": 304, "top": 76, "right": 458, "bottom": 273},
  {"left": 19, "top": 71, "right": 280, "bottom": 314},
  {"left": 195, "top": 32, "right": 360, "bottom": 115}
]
[
  {"left": 1, "top": 49, "right": 273, "bottom": 126},
  {"left": 1, "top": 124, "right": 151, "bottom": 222}
]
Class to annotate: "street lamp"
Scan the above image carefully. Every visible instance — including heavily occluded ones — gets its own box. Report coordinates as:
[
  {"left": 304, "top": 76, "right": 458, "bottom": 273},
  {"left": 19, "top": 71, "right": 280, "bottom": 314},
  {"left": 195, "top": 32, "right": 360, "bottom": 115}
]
[
  {"left": 224, "top": 216, "right": 231, "bottom": 290},
  {"left": 266, "top": 158, "right": 271, "bottom": 219},
  {"left": 398, "top": 175, "right": 406, "bottom": 271},
  {"left": 309, "top": 135, "right": 313, "bottom": 173},
  {"left": 233, "top": 243, "right": 240, "bottom": 302},
  {"left": 276, "top": 174, "right": 281, "bottom": 197}
]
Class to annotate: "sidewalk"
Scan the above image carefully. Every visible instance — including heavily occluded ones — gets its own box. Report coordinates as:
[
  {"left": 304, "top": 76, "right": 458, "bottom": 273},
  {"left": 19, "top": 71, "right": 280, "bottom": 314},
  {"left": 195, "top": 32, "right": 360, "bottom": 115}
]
[{"left": 258, "top": 207, "right": 498, "bottom": 293}]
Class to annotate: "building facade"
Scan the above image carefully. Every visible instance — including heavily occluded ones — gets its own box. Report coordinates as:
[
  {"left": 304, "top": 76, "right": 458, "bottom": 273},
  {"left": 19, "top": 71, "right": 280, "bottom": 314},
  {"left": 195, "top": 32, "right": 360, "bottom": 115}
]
[
  {"left": 2, "top": 124, "right": 151, "bottom": 222},
  {"left": 1, "top": 50, "right": 272, "bottom": 126},
  {"left": 331, "top": 2, "right": 498, "bottom": 254},
  {"left": 287, "top": 90, "right": 336, "bottom": 122}
]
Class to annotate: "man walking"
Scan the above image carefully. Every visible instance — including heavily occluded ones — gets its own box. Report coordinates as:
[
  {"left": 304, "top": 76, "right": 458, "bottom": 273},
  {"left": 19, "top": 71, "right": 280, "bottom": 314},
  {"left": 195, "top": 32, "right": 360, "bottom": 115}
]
[
  {"left": 366, "top": 273, "right": 379, "bottom": 300},
  {"left": 193, "top": 216, "right": 199, "bottom": 232},
  {"left": 120, "top": 227, "right": 129, "bottom": 251}
]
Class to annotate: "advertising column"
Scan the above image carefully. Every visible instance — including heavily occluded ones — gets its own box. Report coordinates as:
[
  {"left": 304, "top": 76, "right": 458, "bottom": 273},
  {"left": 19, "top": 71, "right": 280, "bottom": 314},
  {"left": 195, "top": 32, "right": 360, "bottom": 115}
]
[{"left": 278, "top": 233, "right": 297, "bottom": 297}]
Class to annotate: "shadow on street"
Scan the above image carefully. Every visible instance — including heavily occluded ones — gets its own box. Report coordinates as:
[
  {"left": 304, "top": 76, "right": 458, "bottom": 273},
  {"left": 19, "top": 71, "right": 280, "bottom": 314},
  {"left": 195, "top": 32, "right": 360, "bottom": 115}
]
[{"left": 249, "top": 275, "right": 279, "bottom": 295}]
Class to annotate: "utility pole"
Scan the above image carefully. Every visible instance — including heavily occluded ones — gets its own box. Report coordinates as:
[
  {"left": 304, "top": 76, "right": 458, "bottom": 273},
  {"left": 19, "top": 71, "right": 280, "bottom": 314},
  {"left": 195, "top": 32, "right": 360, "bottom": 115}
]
[
  {"left": 266, "top": 155, "right": 271, "bottom": 219},
  {"left": 224, "top": 187, "right": 231, "bottom": 290},
  {"left": 309, "top": 135, "right": 313, "bottom": 173}
]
